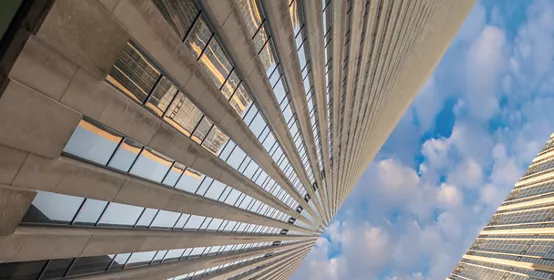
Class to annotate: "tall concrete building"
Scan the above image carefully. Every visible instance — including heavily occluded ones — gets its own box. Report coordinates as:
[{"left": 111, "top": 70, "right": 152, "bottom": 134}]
[
  {"left": 0, "top": 0, "right": 471, "bottom": 279},
  {"left": 448, "top": 133, "right": 554, "bottom": 280}
]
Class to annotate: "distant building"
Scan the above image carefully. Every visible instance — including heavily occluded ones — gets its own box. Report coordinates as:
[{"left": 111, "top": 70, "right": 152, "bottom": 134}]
[{"left": 449, "top": 133, "right": 554, "bottom": 279}]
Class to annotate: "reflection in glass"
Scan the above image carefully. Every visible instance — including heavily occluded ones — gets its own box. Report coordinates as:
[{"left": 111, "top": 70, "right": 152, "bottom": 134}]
[
  {"left": 24, "top": 191, "right": 83, "bottom": 224},
  {"left": 129, "top": 148, "right": 172, "bottom": 183},
  {"left": 191, "top": 117, "right": 213, "bottom": 144},
  {"left": 42, "top": 258, "right": 73, "bottom": 279},
  {"left": 199, "top": 39, "right": 232, "bottom": 89},
  {"left": 64, "top": 120, "right": 121, "bottom": 165},
  {"left": 184, "top": 17, "right": 212, "bottom": 58},
  {"left": 107, "top": 42, "right": 160, "bottom": 103},
  {"left": 164, "top": 92, "right": 203, "bottom": 137},
  {"left": 229, "top": 84, "right": 252, "bottom": 117},
  {"left": 153, "top": 0, "right": 199, "bottom": 40},
  {"left": 108, "top": 138, "right": 142, "bottom": 172},
  {"left": 235, "top": 0, "right": 263, "bottom": 38},
  {"left": 220, "top": 71, "right": 240, "bottom": 99},
  {"left": 146, "top": 76, "right": 178, "bottom": 116},
  {"left": 109, "top": 254, "right": 130, "bottom": 271},
  {"left": 67, "top": 255, "right": 113, "bottom": 276},
  {"left": 202, "top": 125, "right": 229, "bottom": 155}
]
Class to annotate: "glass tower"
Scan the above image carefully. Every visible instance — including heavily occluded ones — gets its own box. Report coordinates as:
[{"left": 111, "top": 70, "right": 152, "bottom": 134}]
[
  {"left": 0, "top": 0, "right": 472, "bottom": 279},
  {"left": 449, "top": 134, "right": 554, "bottom": 280}
]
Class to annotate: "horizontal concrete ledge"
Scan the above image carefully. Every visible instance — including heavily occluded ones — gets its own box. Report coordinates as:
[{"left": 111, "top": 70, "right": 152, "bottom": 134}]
[
  {"left": 0, "top": 185, "right": 36, "bottom": 236},
  {"left": 233, "top": 247, "right": 307, "bottom": 280},
  {"left": 194, "top": 243, "right": 312, "bottom": 280},
  {"left": 462, "top": 254, "right": 554, "bottom": 273},
  {"left": 77, "top": 240, "right": 314, "bottom": 280},
  {"left": 11, "top": 153, "right": 316, "bottom": 234},
  {"left": 0, "top": 225, "right": 316, "bottom": 263}
]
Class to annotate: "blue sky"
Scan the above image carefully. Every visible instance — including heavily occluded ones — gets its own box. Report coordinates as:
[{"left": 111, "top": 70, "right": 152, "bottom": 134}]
[{"left": 292, "top": 1, "right": 554, "bottom": 279}]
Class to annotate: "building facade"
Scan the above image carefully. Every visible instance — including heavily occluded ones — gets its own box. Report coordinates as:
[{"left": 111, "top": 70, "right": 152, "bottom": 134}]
[
  {"left": 0, "top": 0, "right": 471, "bottom": 279},
  {"left": 448, "top": 134, "right": 554, "bottom": 280}
]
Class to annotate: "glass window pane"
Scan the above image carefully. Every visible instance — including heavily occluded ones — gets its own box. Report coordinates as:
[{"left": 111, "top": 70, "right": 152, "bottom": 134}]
[
  {"left": 174, "top": 214, "right": 190, "bottom": 229},
  {"left": 146, "top": 76, "right": 178, "bottom": 116},
  {"left": 73, "top": 199, "right": 108, "bottom": 225},
  {"left": 129, "top": 148, "right": 172, "bottom": 182},
  {"left": 64, "top": 120, "right": 121, "bottom": 165},
  {"left": 226, "top": 146, "right": 246, "bottom": 170},
  {"left": 125, "top": 251, "right": 156, "bottom": 268},
  {"left": 202, "top": 125, "right": 229, "bottom": 155},
  {"left": 204, "top": 181, "right": 226, "bottom": 200},
  {"left": 98, "top": 203, "right": 143, "bottom": 226},
  {"left": 164, "top": 249, "right": 185, "bottom": 261},
  {"left": 273, "top": 79, "right": 287, "bottom": 103},
  {"left": 189, "top": 247, "right": 206, "bottom": 257},
  {"left": 191, "top": 117, "right": 214, "bottom": 144},
  {"left": 24, "top": 191, "right": 83, "bottom": 225},
  {"left": 259, "top": 41, "right": 276, "bottom": 76},
  {"left": 41, "top": 258, "right": 73, "bottom": 280},
  {"left": 184, "top": 215, "right": 205, "bottom": 229},
  {"left": 107, "top": 42, "right": 160, "bottom": 103},
  {"left": 68, "top": 255, "right": 113, "bottom": 276},
  {"left": 249, "top": 113, "right": 266, "bottom": 137},
  {"left": 218, "top": 141, "right": 235, "bottom": 160},
  {"left": 107, "top": 139, "right": 142, "bottom": 172},
  {"left": 220, "top": 71, "right": 240, "bottom": 99},
  {"left": 108, "top": 254, "right": 130, "bottom": 271},
  {"left": 136, "top": 208, "right": 158, "bottom": 227},
  {"left": 0, "top": 260, "right": 46, "bottom": 280},
  {"left": 236, "top": 0, "right": 263, "bottom": 38},
  {"left": 152, "top": 250, "right": 167, "bottom": 264},
  {"left": 207, "top": 218, "right": 223, "bottom": 231},
  {"left": 195, "top": 178, "right": 212, "bottom": 196},
  {"left": 150, "top": 210, "right": 180, "bottom": 228},
  {"left": 228, "top": 84, "right": 252, "bottom": 117},
  {"left": 162, "top": 162, "right": 186, "bottom": 187},
  {"left": 253, "top": 25, "right": 269, "bottom": 53},
  {"left": 153, "top": 0, "right": 199, "bottom": 40},
  {"left": 164, "top": 93, "right": 203, "bottom": 137},
  {"left": 199, "top": 39, "right": 232, "bottom": 89},
  {"left": 184, "top": 17, "right": 212, "bottom": 58},
  {"left": 224, "top": 189, "right": 241, "bottom": 205},
  {"left": 176, "top": 168, "right": 205, "bottom": 193}
]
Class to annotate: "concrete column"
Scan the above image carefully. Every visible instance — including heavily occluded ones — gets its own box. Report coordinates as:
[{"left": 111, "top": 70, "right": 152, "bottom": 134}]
[
  {"left": 260, "top": 0, "right": 327, "bottom": 223},
  {"left": 302, "top": 0, "right": 332, "bottom": 223},
  {"left": 197, "top": 0, "right": 324, "bottom": 226},
  {"left": 79, "top": 240, "right": 314, "bottom": 280},
  {"left": 0, "top": 225, "right": 315, "bottom": 263},
  {"left": 9, "top": 154, "right": 316, "bottom": 234},
  {"left": 329, "top": 0, "right": 346, "bottom": 216}
]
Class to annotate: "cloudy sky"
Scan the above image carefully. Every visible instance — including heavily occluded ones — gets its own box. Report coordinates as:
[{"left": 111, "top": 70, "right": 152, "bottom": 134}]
[{"left": 292, "top": 0, "right": 554, "bottom": 279}]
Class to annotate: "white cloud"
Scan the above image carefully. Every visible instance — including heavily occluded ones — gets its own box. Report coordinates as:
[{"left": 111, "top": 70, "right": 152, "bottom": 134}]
[{"left": 465, "top": 26, "right": 506, "bottom": 121}]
